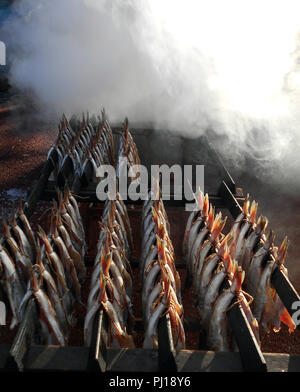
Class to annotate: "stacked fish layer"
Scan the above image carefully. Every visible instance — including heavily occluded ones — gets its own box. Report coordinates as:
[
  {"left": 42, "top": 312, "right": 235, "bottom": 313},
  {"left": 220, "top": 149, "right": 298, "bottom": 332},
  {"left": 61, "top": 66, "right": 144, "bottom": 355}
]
[
  {"left": 183, "top": 189, "right": 259, "bottom": 351},
  {"left": 229, "top": 195, "right": 296, "bottom": 334},
  {"left": 84, "top": 195, "right": 135, "bottom": 348},
  {"left": 116, "top": 118, "right": 141, "bottom": 183},
  {"left": 140, "top": 186, "right": 185, "bottom": 350},
  {"left": 0, "top": 188, "right": 86, "bottom": 345},
  {"left": 48, "top": 110, "right": 115, "bottom": 180}
]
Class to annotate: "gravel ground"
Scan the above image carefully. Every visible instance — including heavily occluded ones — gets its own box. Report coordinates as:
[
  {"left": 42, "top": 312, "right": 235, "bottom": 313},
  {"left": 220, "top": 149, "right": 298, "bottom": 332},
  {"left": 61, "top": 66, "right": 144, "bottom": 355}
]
[{"left": 0, "top": 100, "right": 300, "bottom": 355}]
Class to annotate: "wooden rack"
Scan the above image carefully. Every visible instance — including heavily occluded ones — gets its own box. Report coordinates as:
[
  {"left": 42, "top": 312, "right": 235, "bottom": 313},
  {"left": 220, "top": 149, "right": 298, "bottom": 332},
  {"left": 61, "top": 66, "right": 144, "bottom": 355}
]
[{"left": 1, "top": 130, "right": 300, "bottom": 372}]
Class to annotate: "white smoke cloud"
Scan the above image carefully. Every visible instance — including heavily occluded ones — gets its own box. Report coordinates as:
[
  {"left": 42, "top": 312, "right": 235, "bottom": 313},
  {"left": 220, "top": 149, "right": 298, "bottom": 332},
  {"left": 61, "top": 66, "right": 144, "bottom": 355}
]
[{"left": 3, "top": 0, "right": 300, "bottom": 186}]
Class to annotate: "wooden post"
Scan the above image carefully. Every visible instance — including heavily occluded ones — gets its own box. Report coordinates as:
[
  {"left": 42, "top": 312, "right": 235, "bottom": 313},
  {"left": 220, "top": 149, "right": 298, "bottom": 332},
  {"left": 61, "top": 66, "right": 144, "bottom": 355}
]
[{"left": 158, "top": 313, "right": 177, "bottom": 372}]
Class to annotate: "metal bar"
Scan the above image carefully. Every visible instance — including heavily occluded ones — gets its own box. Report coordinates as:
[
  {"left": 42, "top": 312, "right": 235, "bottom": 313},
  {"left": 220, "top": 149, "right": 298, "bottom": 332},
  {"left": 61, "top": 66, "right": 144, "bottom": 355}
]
[
  {"left": 6, "top": 299, "right": 37, "bottom": 371},
  {"left": 219, "top": 180, "right": 243, "bottom": 219},
  {"left": 23, "top": 150, "right": 58, "bottom": 219},
  {"left": 42, "top": 186, "right": 245, "bottom": 208},
  {"left": 271, "top": 267, "right": 300, "bottom": 332},
  {"left": 204, "top": 136, "right": 236, "bottom": 194},
  {"left": 157, "top": 313, "right": 177, "bottom": 372}
]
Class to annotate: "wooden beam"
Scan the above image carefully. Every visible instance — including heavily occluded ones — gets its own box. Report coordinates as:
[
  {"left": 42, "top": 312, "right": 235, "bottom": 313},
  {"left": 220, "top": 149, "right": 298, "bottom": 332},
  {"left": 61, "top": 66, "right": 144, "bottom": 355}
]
[
  {"left": 24, "top": 346, "right": 90, "bottom": 372},
  {"left": 227, "top": 302, "right": 267, "bottom": 372},
  {"left": 23, "top": 150, "right": 58, "bottom": 219},
  {"left": 6, "top": 299, "right": 38, "bottom": 371},
  {"left": 271, "top": 267, "right": 300, "bottom": 332},
  {"left": 158, "top": 313, "right": 177, "bottom": 372}
]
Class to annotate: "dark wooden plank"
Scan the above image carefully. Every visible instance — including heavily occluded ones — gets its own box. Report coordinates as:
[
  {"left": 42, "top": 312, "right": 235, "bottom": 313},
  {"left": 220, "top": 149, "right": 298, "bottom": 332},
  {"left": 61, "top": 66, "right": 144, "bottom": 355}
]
[
  {"left": 271, "top": 267, "right": 300, "bottom": 332},
  {"left": 106, "top": 348, "right": 158, "bottom": 372},
  {"left": 24, "top": 346, "right": 90, "bottom": 371},
  {"left": 227, "top": 302, "right": 267, "bottom": 372},
  {"left": 176, "top": 350, "right": 244, "bottom": 372},
  {"left": 23, "top": 150, "right": 58, "bottom": 219},
  {"left": 42, "top": 185, "right": 245, "bottom": 208},
  {"left": 158, "top": 313, "right": 177, "bottom": 372},
  {"left": 6, "top": 299, "right": 38, "bottom": 371},
  {"left": 0, "top": 345, "right": 11, "bottom": 371},
  {"left": 81, "top": 160, "right": 94, "bottom": 187},
  {"left": 57, "top": 155, "right": 75, "bottom": 189},
  {"left": 106, "top": 349, "right": 300, "bottom": 372}
]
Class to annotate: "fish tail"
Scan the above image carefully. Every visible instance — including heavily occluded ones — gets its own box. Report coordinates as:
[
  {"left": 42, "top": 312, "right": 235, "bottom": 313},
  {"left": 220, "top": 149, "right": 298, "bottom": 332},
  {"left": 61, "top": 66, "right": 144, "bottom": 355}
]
[
  {"left": 18, "top": 198, "right": 24, "bottom": 216},
  {"left": 249, "top": 200, "right": 258, "bottom": 224},
  {"left": 37, "top": 225, "right": 52, "bottom": 254},
  {"left": 277, "top": 237, "right": 289, "bottom": 266},
  {"left": 211, "top": 215, "right": 227, "bottom": 243},
  {"left": 280, "top": 307, "right": 296, "bottom": 333},
  {"left": 195, "top": 187, "right": 204, "bottom": 211},
  {"left": 233, "top": 266, "right": 245, "bottom": 292},
  {"left": 207, "top": 205, "right": 215, "bottom": 231},
  {"left": 224, "top": 251, "right": 233, "bottom": 275},
  {"left": 243, "top": 194, "right": 250, "bottom": 215},
  {"left": 2, "top": 217, "right": 10, "bottom": 238},
  {"left": 203, "top": 193, "right": 209, "bottom": 218}
]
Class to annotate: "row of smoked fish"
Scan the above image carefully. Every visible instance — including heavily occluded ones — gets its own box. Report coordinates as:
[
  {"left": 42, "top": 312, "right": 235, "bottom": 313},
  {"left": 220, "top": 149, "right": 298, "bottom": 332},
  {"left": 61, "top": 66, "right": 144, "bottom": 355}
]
[
  {"left": 0, "top": 111, "right": 115, "bottom": 345},
  {"left": 84, "top": 122, "right": 140, "bottom": 348},
  {"left": 183, "top": 189, "right": 296, "bottom": 351},
  {"left": 0, "top": 189, "right": 86, "bottom": 344},
  {"left": 48, "top": 110, "right": 115, "bottom": 181}
]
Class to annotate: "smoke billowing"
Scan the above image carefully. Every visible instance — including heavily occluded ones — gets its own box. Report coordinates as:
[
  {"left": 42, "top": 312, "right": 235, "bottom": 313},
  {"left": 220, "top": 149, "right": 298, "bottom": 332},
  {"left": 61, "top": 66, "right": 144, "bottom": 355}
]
[{"left": 2, "top": 0, "right": 300, "bottom": 187}]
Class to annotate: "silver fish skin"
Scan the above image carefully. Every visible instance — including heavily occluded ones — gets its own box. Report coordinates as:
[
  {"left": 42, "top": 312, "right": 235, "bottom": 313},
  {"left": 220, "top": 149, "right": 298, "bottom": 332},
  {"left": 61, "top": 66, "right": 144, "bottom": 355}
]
[
  {"left": 183, "top": 210, "right": 198, "bottom": 256},
  {"left": 142, "top": 262, "right": 161, "bottom": 310},
  {"left": 57, "top": 215, "right": 86, "bottom": 281},
  {"left": 11, "top": 216, "right": 34, "bottom": 261},
  {"left": 240, "top": 217, "right": 268, "bottom": 272},
  {"left": 207, "top": 272, "right": 242, "bottom": 351},
  {"left": 141, "top": 233, "right": 156, "bottom": 268},
  {"left": 24, "top": 271, "right": 66, "bottom": 345},
  {"left": 197, "top": 253, "right": 220, "bottom": 312},
  {"left": 144, "top": 281, "right": 162, "bottom": 322},
  {"left": 39, "top": 266, "right": 69, "bottom": 337},
  {"left": 112, "top": 249, "right": 133, "bottom": 294},
  {"left": 194, "top": 239, "right": 214, "bottom": 289},
  {"left": 17, "top": 201, "right": 37, "bottom": 257},
  {"left": 234, "top": 220, "right": 252, "bottom": 264},
  {"left": 189, "top": 226, "right": 209, "bottom": 274},
  {"left": 252, "top": 259, "right": 275, "bottom": 323},
  {"left": 0, "top": 245, "right": 25, "bottom": 328},
  {"left": 141, "top": 246, "right": 158, "bottom": 284},
  {"left": 52, "top": 234, "right": 81, "bottom": 302},
  {"left": 36, "top": 289, "right": 66, "bottom": 346},
  {"left": 202, "top": 266, "right": 228, "bottom": 329},
  {"left": 246, "top": 233, "right": 274, "bottom": 297},
  {"left": 186, "top": 218, "right": 204, "bottom": 264},
  {"left": 143, "top": 300, "right": 167, "bottom": 349},
  {"left": 4, "top": 235, "right": 31, "bottom": 287}
]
